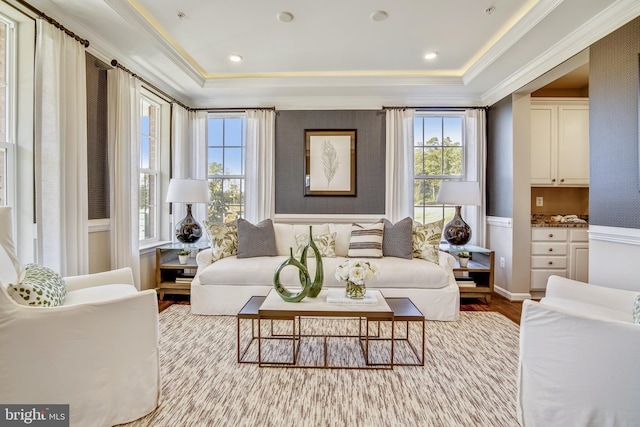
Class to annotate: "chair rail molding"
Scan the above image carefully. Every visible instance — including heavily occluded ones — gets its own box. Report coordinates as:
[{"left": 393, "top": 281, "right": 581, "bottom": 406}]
[
  {"left": 589, "top": 225, "right": 640, "bottom": 246},
  {"left": 487, "top": 216, "right": 513, "bottom": 228}
]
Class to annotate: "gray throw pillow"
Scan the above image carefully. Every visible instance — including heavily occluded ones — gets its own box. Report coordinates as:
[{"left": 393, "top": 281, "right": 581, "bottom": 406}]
[
  {"left": 237, "top": 218, "right": 278, "bottom": 258},
  {"left": 383, "top": 217, "right": 413, "bottom": 259}
]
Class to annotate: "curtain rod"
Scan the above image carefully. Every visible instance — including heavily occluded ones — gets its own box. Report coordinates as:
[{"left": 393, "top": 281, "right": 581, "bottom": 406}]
[
  {"left": 14, "top": 0, "right": 89, "bottom": 47},
  {"left": 383, "top": 106, "right": 488, "bottom": 111},
  {"left": 110, "top": 59, "right": 191, "bottom": 111},
  {"left": 190, "top": 106, "right": 276, "bottom": 112}
]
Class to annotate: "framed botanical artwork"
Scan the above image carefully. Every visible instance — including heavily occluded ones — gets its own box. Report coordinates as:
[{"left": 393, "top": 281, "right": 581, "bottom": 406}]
[{"left": 304, "top": 129, "right": 356, "bottom": 196}]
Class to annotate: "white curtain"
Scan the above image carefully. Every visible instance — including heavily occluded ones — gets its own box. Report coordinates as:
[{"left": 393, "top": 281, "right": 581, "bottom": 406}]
[
  {"left": 171, "top": 105, "right": 208, "bottom": 231},
  {"left": 34, "top": 19, "right": 88, "bottom": 276},
  {"left": 385, "top": 108, "right": 415, "bottom": 223},
  {"left": 463, "top": 109, "right": 487, "bottom": 247},
  {"left": 107, "top": 68, "right": 141, "bottom": 288},
  {"left": 245, "top": 109, "right": 275, "bottom": 223}
]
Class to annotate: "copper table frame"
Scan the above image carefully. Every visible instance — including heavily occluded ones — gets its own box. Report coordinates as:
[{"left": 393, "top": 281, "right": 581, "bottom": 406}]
[{"left": 236, "top": 293, "right": 425, "bottom": 369}]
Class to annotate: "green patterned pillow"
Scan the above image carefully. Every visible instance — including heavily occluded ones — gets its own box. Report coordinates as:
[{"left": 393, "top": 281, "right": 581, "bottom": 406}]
[
  {"left": 8, "top": 263, "right": 66, "bottom": 307},
  {"left": 633, "top": 295, "right": 640, "bottom": 325},
  {"left": 203, "top": 221, "right": 238, "bottom": 258},
  {"left": 294, "top": 232, "right": 337, "bottom": 258},
  {"left": 412, "top": 219, "right": 444, "bottom": 264}
]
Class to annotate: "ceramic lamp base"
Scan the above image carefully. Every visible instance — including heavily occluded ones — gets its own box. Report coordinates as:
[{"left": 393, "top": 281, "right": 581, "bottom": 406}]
[
  {"left": 175, "top": 204, "right": 203, "bottom": 244},
  {"left": 443, "top": 205, "right": 471, "bottom": 247}
]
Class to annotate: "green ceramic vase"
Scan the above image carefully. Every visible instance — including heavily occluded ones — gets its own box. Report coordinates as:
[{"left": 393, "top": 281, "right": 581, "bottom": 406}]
[
  {"left": 299, "top": 225, "right": 324, "bottom": 297},
  {"left": 274, "top": 247, "right": 311, "bottom": 302}
]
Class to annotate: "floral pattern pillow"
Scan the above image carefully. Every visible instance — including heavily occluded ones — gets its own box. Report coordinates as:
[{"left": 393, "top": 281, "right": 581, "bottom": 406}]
[
  {"left": 294, "top": 232, "right": 337, "bottom": 258},
  {"left": 412, "top": 219, "right": 444, "bottom": 264},
  {"left": 203, "top": 221, "right": 238, "bottom": 259}
]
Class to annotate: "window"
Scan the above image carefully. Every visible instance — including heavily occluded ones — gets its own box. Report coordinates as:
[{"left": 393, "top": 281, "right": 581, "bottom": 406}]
[
  {"left": 139, "top": 95, "right": 161, "bottom": 242},
  {"left": 413, "top": 113, "right": 465, "bottom": 224},
  {"left": 207, "top": 114, "right": 246, "bottom": 223},
  {"left": 0, "top": 15, "right": 13, "bottom": 207}
]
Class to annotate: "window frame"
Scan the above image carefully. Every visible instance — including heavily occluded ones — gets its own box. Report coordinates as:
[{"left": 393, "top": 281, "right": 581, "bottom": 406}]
[
  {"left": 0, "top": 13, "right": 15, "bottom": 209},
  {"left": 413, "top": 111, "right": 467, "bottom": 225},
  {"left": 138, "top": 90, "right": 170, "bottom": 246},
  {"left": 206, "top": 113, "right": 247, "bottom": 224}
]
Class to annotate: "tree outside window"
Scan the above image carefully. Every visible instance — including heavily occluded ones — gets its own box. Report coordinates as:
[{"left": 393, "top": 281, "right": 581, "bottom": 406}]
[
  {"left": 207, "top": 115, "right": 245, "bottom": 224},
  {"left": 414, "top": 114, "right": 464, "bottom": 224}
]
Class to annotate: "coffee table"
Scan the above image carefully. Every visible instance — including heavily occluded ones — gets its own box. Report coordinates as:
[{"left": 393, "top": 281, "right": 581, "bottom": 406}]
[{"left": 236, "top": 289, "right": 425, "bottom": 369}]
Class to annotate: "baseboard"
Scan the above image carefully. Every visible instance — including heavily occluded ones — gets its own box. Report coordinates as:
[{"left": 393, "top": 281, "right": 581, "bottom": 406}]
[{"left": 494, "top": 284, "right": 531, "bottom": 301}]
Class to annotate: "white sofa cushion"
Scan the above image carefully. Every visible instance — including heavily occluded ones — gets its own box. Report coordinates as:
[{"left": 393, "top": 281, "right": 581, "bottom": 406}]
[
  {"left": 64, "top": 284, "right": 138, "bottom": 306},
  {"left": 197, "top": 255, "right": 450, "bottom": 290},
  {"left": 541, "top": 297, "right": 634, "bottom": 323},
  {"left": 274, "top": 223, "right": 330, "bottom": 256}
]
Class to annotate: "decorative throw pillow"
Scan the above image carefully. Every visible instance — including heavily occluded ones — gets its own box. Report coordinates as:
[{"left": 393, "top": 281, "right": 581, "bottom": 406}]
[
  {"left": 382, "top": 217, "right": 413, "bottom": 259},
  {"left": 7, "top": 263, "right": 67, "bottom": 307},
  {"left": 203, "top": 221, "right": 238, "bottom": 258},
  {"left": 412, "top": 219, "right": 444, "bottom": 264},
  {"left": 237, "top": 218, "right": 278, "bottom": 258},
  {"left": 634, "top": 295, "right": 640, "bottom": 325},
  {"left": 294, "top": 232, "right": 337, "bottom": 258},
  {"left": 347, "top": 221, "right": 384, "bottom": 258}
]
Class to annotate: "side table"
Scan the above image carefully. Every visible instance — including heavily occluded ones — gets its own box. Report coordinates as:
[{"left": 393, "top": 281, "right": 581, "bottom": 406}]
[
  {"left": 156, "top": 242, "right": 209, "bottom": 300},
  {"left": 440, "top": 244, "right": 495, "bottom": 303}
]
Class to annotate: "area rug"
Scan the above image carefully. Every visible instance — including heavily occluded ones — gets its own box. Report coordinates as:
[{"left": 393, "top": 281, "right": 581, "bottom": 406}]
[{"left": 120, "top": 305, "right": 520, "bottom": 427}]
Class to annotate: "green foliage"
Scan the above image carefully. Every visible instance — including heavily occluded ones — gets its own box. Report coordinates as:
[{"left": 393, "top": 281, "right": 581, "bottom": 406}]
[{"left": 207, "top": 161, "right": 242, "bottom": 224}]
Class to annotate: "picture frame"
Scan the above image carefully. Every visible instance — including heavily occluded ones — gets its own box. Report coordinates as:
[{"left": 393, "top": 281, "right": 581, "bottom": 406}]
[{"left": 304, "top": 129, "right": 356, "bottom": 196}]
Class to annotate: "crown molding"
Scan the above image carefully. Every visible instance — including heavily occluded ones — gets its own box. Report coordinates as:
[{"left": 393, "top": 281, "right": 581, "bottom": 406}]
[
  {"left": 463, "top": 0, "right": 563, "bottom": 86},
  {"left": 482, "top": 0, "right": 640, "bottom": 106},
  {"left": 104, "top": 0, "right": 205, "bottom": 87}
]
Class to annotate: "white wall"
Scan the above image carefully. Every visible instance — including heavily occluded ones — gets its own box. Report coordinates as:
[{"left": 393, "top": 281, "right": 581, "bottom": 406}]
[{"left": 589, "top": 225, "right": 640, "bottom": 291}]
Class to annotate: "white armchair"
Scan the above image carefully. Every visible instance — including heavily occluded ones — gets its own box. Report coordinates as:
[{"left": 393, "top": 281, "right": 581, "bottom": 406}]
[
  {"left": 0, "top": 207, "right": 160, "bottom": 427},
  {"left": 517, "top": 275, "right": 640, "bottom": 427}
]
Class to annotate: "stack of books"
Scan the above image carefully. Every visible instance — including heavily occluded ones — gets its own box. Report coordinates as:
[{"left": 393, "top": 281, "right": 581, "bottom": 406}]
[
  {"left": 455, "top": 276, "right": 476, "bottom": 287},
  {"left": 175, "top": 273, "right": 195, "bottom": 285}
]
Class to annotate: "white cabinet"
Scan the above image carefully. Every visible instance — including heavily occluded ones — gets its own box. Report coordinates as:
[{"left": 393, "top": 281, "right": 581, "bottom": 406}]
[
  {"left": 530, "top": 227, "right": 589, "bottom": 291},
  {"left": 531, "top": 99, "right": 589, "bottom": 186}
]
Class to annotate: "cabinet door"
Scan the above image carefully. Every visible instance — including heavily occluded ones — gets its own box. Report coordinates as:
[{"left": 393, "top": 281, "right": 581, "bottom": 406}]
[
  {"left": 557, "top": 105, "right": 589, "bottom": 185},
  {"left": 531, "top": 106, "right": 557, "bottom": 185},
  {"left": 531, "top": 269, "right": 567, "bottom": 291},
  {"left": 570, "top": 243, "right": 589, "bottom": 282}
]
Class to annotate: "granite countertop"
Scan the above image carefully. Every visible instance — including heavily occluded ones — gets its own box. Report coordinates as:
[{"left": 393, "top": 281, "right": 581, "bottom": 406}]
[{"left": 531, "top": 214, "right": 589, "bottom": 228}]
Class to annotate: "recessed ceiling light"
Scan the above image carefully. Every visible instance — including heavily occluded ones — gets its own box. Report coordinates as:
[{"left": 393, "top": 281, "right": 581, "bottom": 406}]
[
  {"left": 277, "top": 11, "right": 294, "bottom": 22},
  {"left": 424, "top": 52, "right": 438, "bottom": 60},
  {"left": 370, "top": 10, "right": 388, "bottom": 22},
  {"left": 229, "top": 54, "right": 243, "bottom": 62}
]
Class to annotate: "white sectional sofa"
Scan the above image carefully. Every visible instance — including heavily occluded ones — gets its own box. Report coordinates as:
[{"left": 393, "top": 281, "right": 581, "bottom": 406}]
[{"left": 191, "top": 222, "right": 460, "bottom": 321}]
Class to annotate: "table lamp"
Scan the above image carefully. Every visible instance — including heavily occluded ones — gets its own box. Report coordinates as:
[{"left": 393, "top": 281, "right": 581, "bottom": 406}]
[
  {"left": 166, "top": 178, "right": 209, "bottom": 244},
  {"left": 436, "top": 181, "right": 481, "bottom": 247}
]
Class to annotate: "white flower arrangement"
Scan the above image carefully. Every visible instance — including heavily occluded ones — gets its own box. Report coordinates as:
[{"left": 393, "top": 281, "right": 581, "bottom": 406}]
[{"left": 335, "top": 259, "right": 380, "bottom": 285}]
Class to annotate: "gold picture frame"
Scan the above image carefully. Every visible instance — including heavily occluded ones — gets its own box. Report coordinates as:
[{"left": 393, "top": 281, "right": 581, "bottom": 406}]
[{"left": 304, "top": 130, "right": 356, "bottom": 196}]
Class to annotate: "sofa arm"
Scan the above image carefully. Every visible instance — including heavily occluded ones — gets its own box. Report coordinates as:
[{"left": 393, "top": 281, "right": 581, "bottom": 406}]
[
  {"left": 196, "top": 249, "right": 226, "bottom": 269},
  {"left": 545, "top": 275, "right": 639, "bottom": 314},
  {"left": 518, "top": 299, "right": 640, "bottom": 426},
  {"left": 64, "top": 267, "right": 135, "bottom": 292},
  {"left": 438, "top": 251, "right": 456, "bottom": 270}
]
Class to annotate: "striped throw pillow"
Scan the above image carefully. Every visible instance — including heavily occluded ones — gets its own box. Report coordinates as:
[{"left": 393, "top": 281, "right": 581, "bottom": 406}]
[{"left": 347, "top": 221, "right": 384, "bottom": 258}]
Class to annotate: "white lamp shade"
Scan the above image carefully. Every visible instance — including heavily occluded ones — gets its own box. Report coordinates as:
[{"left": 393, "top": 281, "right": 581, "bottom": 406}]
[
  {"left": 436, "top": 181, "right": 481, "bottom": 206},
  {"left": 165, "top": 179, "right": 209, "bottom": 203}
]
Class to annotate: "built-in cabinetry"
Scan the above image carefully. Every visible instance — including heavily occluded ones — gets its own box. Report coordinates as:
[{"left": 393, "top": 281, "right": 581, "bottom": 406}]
[
  {"left": 530, "top": 227, "right": 588, "bottom": 291},
  {"left": 530, "top": 98, "right": 589, "bottom": 186}
]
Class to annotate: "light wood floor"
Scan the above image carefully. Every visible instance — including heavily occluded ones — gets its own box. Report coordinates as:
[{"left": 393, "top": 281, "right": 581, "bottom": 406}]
[{"left": 158, "top": 292, "right": 525, "bottom": 325}]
